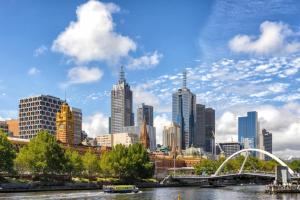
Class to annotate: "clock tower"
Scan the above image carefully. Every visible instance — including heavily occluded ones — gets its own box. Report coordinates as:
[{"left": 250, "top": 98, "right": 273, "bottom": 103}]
[{"left": 56, "top": 102, "right": 74, "bottom": 145}]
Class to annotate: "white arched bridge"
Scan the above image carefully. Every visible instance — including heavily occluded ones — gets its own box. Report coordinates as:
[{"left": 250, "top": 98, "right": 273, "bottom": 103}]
[
  {"left": 214, "top": 148, "right": 294, "bottom": 176},
  {"left": 168, "top": 149, "right": 296, "bottom": 185}
]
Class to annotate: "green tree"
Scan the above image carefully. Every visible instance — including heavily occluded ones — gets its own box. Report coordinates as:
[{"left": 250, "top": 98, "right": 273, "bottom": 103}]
[
  {"left": 14, "top": 131, "right": 66, "bottom": 177},
  {"left": 194, "top": 159, "right": 218, "bottom": 175},
  {"left": 100, "top": 144, "right": 154, "bottom": 180},
  {"left": 0, "top": 130, "right": 16, "bottom": 174},
  {"left": 64, "top": 148, "right": 83, "bottom": 177},
  {"left": 289, "top": 160, "right": 300, "bottom": 172},
  {"left": 82, "top": 149, "right": 99, "bottom": 177}
]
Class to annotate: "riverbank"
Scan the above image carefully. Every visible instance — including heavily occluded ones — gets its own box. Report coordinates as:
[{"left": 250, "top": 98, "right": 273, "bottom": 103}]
[{"left": 0, "top": 180, "right": 224, "bottom": 193}]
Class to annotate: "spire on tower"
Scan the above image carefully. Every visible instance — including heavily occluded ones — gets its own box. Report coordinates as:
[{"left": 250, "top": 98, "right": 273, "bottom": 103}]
[
  {"left": 119, "top": 66, "right": 126, "bottom": 83},
  {"left": 182, "top": 70, "right": 187, "bottom": 88}
]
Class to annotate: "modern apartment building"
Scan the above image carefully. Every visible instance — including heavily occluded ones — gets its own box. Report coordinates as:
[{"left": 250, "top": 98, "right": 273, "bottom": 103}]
[
  {"left": 110, "top": 66, "right": 134, "bottom": 133},
  {"left": 19, "top": 95, "right": 64, "bottom": 139},
  {"left": 71, "top": 107, "right": 82, "bottom": 145},
  {"left": 172, "top": 71, "right": 196, "bottom": 149}
]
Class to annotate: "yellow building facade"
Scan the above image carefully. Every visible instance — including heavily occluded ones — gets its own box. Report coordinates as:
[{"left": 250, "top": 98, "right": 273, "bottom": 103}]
[{"left": 56, "top": 102, "right": 74, "bottom": 145}]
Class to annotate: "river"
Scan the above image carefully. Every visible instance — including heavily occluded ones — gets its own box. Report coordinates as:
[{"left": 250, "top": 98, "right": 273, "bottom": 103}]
[{"left": 0, "top": 185, "right": 299, "bottom": 200}]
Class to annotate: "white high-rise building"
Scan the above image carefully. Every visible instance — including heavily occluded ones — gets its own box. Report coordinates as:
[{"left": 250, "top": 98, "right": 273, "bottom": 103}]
[{"left": 110, "top": 66, "right": 134, "bottom": 134}]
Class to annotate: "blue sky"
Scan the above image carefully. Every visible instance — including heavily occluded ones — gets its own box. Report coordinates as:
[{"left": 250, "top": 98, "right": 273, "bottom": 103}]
[{"left": 1, "top": 0, "right": 300, "bottom": 157}]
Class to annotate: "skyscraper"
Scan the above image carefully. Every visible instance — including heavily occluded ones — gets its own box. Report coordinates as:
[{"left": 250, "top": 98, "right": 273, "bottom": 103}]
[
  {"left": 238, "top": 111, "right": 259, "bottom": 149},
  {"left": 205, "top": 107, "right": 215, "bottom": 154},
  {"left": 71, "top": 107, "right": 82, "bottom": 145},
  {"left": 172, "top": 71, "right": 196, "bottom": 149},
  {"left": 19, "top": 95, "right": 64, "bottom": 139},
  {"left": 258, "top": 128, "right": 272, "bottom": 160},
  {"left": 110, "top": 66, "right": 134, "bottom": 133},
  {"left": 137, "top": 103, "right": 153, "bottom": 126},
  {"left": 195, "top": 104, "right": 205, "bottom": 149}
]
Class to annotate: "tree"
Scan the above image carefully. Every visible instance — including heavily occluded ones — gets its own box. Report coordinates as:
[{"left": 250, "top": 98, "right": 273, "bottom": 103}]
[
  {"left": 14, "top": 131, "right": 66, "bottom": 177},
  {"left": 0, "top": 130, "right": 16, "bottom": 174},
  {"left": 82, "top": 149, "right": 99, "bottom": 177},
  {"left": 64, "top": 148, "right": 83, "bottom": 177},
  {"left": 289, "top": 160, "right": 300, "bottom": 172},
  {"left": 100, "top": 144, "right": 154, "bottom": 180},
  {"left": 194, "top": 159, "right": 218, "bottom": 175}
]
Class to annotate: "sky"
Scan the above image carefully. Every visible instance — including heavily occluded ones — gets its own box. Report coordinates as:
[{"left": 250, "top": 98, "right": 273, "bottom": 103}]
[{"left": 1, "top": 0, "right": 300, "bottom": 158}]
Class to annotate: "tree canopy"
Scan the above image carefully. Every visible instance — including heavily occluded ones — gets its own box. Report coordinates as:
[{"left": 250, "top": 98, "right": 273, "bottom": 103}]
[
  {"left": 15, "top": 131, "right": 66, "bottom": 176},
  {"left": 100, "top": 143, "right": 154, "bottom": 180},
  {"left": 0, "top": 130, "right": 16, "bottom": 174}
]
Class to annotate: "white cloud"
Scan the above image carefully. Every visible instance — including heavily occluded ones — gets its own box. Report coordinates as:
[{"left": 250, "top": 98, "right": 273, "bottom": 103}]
[
  {"left": 127, "top": 51, "right": 163, "bottom": 70},
  {"left": 28, "top": 67, "right": 40, "bottom": 75},
  {"left": 63, "top": 66, "right": 103, "bottom": 87},
  {"left": 34, "top": 45, "right": 47, "bottom": 57},
  {"left": 82, "top": 112, "right": 108, "bottom": 138},
  {"left": 216, "top": 111, "right": 237, "bottom": 143},
  {"left": 52, "top": 0, "right": 136, "bottom": 63},
  {"left": 154, "top": 114, "right": 171, "bottom": 145},
  {"left": 229, "top": 21, "right": 300, "bottom": 55}
]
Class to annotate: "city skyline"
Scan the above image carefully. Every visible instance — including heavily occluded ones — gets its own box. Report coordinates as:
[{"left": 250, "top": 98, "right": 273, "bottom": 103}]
[{"left": 0, "top": 0, "right": 300, "bottom": 158}]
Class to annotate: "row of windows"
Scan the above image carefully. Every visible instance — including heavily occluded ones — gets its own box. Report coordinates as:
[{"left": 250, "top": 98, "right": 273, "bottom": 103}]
[
  {"left": 20, "top": 106, "right": 60, "bottom": 112},
  {"left": 19, "top": 111, "right": 56, "bottom": 117},
  {"left": 20, "top": 116, "right": 55, "bottom": 121},
  {"left": 20, "top": 125, "right": 55, "bottom": 131},
  {"left": 20, "top": 96, "right": 61, "bottom": 104},
  {"left": 20, "top": 120, "right": 55, "bottom": 126}
]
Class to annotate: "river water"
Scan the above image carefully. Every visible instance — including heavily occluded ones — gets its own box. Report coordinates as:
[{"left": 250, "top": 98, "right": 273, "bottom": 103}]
[{"left": 0, "top": 185, "right": 299, "bottom": 200}]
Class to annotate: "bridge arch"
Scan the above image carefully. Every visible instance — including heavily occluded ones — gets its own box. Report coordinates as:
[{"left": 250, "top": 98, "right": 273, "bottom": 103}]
[{"left": 214, "top": 148, "right": 294, "bottom": 176}]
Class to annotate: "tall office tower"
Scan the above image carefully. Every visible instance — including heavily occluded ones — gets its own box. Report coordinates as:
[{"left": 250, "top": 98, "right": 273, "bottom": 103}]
[
  {"left": 71, "top": 107, "right": 82, "bottom": 145},
  {"left": 137, "top": 103, "right": 153, "bottom": 126},
  {"left": 258, "top": 129, "right": 272, "bottom": 160},
  {"left": 238, "top": 111, "right": 259, "bottom": 149},
  {"left": 163, "top": 122, "right": 181, "bottom": 151},
  {"left": 205, "top": 108, "right": 215, "bottom": 154},
  {"left": 195, "top": 104, "right": 205, "bottom": 149},
  {"left": 110, "top": 66, "right": 134, "bottom": 133},
  {"left": 172, "top": 71, "right": 196, "bottom": 149},
  {"left": 19, "top": 95, "right": 64, "bottom": 139},
  {"left": 56, "top": 102, "right": 74, "bottom": 145}
]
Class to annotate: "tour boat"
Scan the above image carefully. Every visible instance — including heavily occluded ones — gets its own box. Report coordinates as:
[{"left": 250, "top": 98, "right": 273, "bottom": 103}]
[{"left": 103, "top": 185, "right": 139, "bottom": 193}]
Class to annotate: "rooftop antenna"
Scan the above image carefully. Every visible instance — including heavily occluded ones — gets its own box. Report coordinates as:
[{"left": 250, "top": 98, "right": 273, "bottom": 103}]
[
  {"left": 119, "top": 66, "right": 125, "bottom": 83},
  {"left": 182, "top": 69, "right": 187, "bottom": 88}
]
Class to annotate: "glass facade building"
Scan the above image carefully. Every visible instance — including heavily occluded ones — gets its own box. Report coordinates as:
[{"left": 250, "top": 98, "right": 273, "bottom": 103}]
[
  {"left": 172, "top": 71, "right": 196, "bottom": 149},
  {"left": 238, "top": 111, "right": 258, "bottom": 149}
]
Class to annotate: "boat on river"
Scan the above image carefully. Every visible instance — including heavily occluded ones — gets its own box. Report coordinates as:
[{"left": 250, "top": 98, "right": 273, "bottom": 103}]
[{"left": 103, "top": 185, "right": 139, "bottom": 193}]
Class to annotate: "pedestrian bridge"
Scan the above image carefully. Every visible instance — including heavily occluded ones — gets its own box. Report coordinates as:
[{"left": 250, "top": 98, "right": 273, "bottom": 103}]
[{"left": 165, "top": 149, "right": 296, "bottom": 185}]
